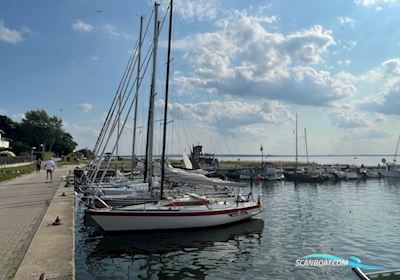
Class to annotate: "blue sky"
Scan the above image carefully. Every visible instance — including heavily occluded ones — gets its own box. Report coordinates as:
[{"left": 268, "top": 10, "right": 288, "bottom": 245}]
[{"left": 1, "top": 0, "right": 400, "bottom": 156}]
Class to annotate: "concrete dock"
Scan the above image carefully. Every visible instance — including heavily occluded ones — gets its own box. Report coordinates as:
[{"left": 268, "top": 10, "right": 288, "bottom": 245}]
[{"left": 0, "top": 165, "right": 76, "bottom": 280}]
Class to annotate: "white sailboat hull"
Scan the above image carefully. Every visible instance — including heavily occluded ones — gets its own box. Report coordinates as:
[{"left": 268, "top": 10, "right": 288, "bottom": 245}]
[
  {"left": 379, "top": 170, "right": 400, "bottom": 178},
  {"left": 88, "top": 202, "right": 262, "bottom": 231}
]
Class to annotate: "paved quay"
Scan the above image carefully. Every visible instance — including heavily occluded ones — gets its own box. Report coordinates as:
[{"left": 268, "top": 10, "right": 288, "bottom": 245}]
[{"left": 0, "top": 165, "right": 75, "bottom": 280}]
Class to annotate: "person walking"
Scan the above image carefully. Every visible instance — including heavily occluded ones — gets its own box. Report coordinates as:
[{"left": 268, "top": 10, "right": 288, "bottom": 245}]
[
  {"left": 44, "top": 157, "right": 56, "bottom": 183},
  {"left": 80, "top": 168, "right": 89, "bottom": 186},
  {"left": 36, "top": 159, "right": 41, "bottom": 173}
]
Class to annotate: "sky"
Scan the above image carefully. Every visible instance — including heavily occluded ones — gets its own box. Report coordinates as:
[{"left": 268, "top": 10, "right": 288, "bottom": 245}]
[{"left": 1, "top": 0, "right": 400, "bottom": 156}]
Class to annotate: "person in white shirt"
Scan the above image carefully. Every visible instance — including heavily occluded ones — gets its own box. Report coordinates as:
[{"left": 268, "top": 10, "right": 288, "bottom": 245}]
[{"left": 44, "top": 158, "right": 56, "bottom": 182}]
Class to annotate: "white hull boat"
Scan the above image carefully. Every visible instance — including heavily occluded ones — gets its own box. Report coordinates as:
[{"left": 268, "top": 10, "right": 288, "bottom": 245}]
[
  {"left": 344, "top": 170, "right": 358, "bottom": 180},
  {"left": 379, "top": 163, "right": 400, "bottom": 178},
  {"left": 87, "top": 197, "right": 263, "bottom": 231},
  {"left": 84, "top": 182, "right": 150, "bottom": 196},
  {"left": 379, "top": 170, "right": 400, "bottom": 178},
  {"left": 91, "top": 193, "right": 157, "bottom": 208}
]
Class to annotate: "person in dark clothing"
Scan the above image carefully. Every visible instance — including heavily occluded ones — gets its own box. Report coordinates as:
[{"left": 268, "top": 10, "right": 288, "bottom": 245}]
[{"left": 36, "top": 159, "right": 41, "bottom": 173}]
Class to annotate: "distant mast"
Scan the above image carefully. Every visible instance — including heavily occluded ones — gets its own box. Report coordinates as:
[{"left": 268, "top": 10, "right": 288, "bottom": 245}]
[
  {"left": 295, "top": 113, "right": 298, "bottom": 170},
  {"left": 304, "top": 128, "right": 309, "bottom": 165},
  {"left": 394, "top": 134, "right": 400, "bottom": 163}
]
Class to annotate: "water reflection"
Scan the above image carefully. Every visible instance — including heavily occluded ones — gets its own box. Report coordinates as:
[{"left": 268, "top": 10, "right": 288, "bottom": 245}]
[
  {"left": 77, "top": 179, "right": 400, "bottom": 280},
  {"left": 82, "top": 219, "right": 264, "bottom": 279}
]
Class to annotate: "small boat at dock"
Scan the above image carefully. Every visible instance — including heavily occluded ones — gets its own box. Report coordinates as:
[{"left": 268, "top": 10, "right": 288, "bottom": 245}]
[
  {"left": 379, "top": 163, "right": 400, "bottom": 178},
  {"left": 353, "top": 267, "right": 400, "bottom": 280},
  {"left": 87, "top": 195, "right": 263, "bottom": 231},
  {"left": 380, "top": 135, "right": 400, "bottom": 178},
  {"left": 284, "top": 168, "right": 328, "bottom": 183}
]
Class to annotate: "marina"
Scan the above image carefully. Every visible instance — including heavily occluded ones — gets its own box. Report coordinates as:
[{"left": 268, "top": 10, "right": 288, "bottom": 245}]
[
  {"left": 2, "top": 0, "right": 400, "bottom": 279},
  {"left": 75, "top": 177, "right": 400, "bottom": 280}
]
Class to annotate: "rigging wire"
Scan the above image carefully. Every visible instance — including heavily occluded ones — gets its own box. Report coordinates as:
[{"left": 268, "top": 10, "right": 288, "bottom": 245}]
[
  {"left": 93, "top": 12, "right": 154, "bottom": 161},
  {"left": 204, "top": 91, "right": 233, "bottom": 154},
  {"left": 91, "top": 43, "right": 155, "bottom": 184},
  {"left": 89, "top": 18, "right": 156, "bottom": 183}
]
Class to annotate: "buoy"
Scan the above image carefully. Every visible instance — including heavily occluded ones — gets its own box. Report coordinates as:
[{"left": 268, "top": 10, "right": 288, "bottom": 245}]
[{"left": 52, "top": 216, "right": 61, "bottom": 226}]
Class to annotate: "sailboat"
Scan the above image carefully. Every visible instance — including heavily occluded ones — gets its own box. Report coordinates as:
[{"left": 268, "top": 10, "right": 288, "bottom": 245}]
[
  {"left": 86, "top": 0, "right": 263, "bottom": 231},
  {"left": 380, "top": 135, "right": 400, "bottom": 178},
  {"left": 284, "top": 116, "right": 327, "bottom": 182}
]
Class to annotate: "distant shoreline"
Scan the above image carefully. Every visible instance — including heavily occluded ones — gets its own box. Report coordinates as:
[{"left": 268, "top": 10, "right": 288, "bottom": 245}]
[
  {"left": 117, "top": 154, "right": 395, "bottom": 158},
  {"left": 216, "top": 154, "right": 394, "bottom": 158}
]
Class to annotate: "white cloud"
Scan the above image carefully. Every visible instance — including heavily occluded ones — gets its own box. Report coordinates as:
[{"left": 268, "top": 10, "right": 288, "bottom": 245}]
[
  {"left": 173, "top": 12, "right": 354, "bottom": 107},
  {"left": 373, "top": 113, "right": 388, "bottom": 123},
  {"left": 0, "top": 19, "right": 29, "bottom": 44},
  {"left": 342, "top": 40, "right": 357, "bottom": 51},
  {"left": 64, "top": 122, "right": 98, "bottom": 137},
  {"left": 174, "top": 0, "right": 220, "bottom": 21},
  {"left": 354, "top": 0, "right": 396, "bottom": 6},
  {"left": 72, "top": 20, "right": 93, "bottom": 32},
  {"left": 338, "top": 17, "right": 355, "bottom": 28},
  {"left": 164, "top": 99, "right": 293, "bottom": 135},
  {"left": 77, "top": 103, "right": 93, "bottom": 113},
  {"left": 228, "top": 125, "right": 271, "bottom": 138},
  {"left": 101, "top": 24, "right": 131, "bottom": 39},
  {"left": 358, "top": 58, "right": 400, "bottom": 115},
  {"left": 12, "top": 113, "right": 25, "bottom": 122},
  {"left": 90, "top": 55, "right": 100, "bottom": 61},
  {"left": 343, "top": 127, "right": 391, "bottom": 140},
  {"left": 63, "top": 122, "right": 99, "bottom": 149},
  {"left": 329, "top": 107, "right": 368, "bottom": 129},
  {"left": 359, "top": 87, "right": 400, "bottom": 115},
  {"left": 338, "top": 60, "right": 352, "bottom": 66},
  {"left": 286, "top": 25, "right": 335, "bottom": 64},
  {"left": 0, "top": 109, "right": 7, "bottom": 115}
]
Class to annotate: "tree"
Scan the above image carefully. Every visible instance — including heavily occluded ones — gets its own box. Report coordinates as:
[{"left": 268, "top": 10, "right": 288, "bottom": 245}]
[
  {"left": 0, "top": 115, "right": 17, "bottom": 136},
  {"left": 1, "top": 109, "right": 78, "bottom": 156},
  {"left": 52, "top": 132, "right": 78, "bottom": 156},
  {"left": 73, "top": 148, "right": 94, "bottom": 159},
  {"left": 0, "top": 115, "right": 27, "bottom": 154}
]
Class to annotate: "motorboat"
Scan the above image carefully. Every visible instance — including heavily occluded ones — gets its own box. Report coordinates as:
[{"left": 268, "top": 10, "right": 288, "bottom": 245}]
[
  {"left": 379, "top": 163, "right": 400, "bottom": 178},
  {"left": 284, "top": 168, "right": 328, "bottom": 183},
  {"left": 353, "top": 267, "right": 400, "bottom": 280}
]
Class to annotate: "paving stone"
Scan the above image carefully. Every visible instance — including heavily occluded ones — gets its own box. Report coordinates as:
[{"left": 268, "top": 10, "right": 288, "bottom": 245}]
[{"left": 0, "top": 166, "right": 69, "bottom": 280}]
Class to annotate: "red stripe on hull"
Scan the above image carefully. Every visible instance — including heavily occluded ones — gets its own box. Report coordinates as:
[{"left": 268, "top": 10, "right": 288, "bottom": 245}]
[{"left": 87, "top": 204, "right": 262, "bottom": 217}]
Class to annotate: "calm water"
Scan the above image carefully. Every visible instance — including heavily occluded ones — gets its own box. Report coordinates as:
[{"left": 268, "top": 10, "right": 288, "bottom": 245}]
[{"left": 76, "top": 179, "right": 400, "bottom": 280}]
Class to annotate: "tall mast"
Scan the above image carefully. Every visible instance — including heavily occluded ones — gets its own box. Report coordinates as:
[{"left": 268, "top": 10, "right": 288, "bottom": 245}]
[
  {"left": 305, "top": 128, "right": 309, "bottom": 165},
  {"left": 131, "top": 15, "right": 143, "bottom": 174},
  {"left": 144, "top": 2, "right": 159, "bottom": 187},
  {"left": 160, "top": 0, "right": 173, "bottom": 200},
  {"left": 295, "top": 113, "right": 298, "bottom": 171}
]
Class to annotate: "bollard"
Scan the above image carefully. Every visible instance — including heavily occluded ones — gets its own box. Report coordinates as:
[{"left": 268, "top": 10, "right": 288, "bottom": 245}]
[{"left": 52, "top": 216, "right": 61, "bottom": 226}]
